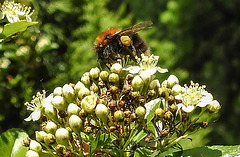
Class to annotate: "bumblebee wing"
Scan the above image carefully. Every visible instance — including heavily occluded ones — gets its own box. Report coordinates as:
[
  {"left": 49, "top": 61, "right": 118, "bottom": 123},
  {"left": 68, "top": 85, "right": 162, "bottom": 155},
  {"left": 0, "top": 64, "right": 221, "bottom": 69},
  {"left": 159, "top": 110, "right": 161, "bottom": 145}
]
[{"left": 116, "top": 21, "right": 153, "bottom": 36}]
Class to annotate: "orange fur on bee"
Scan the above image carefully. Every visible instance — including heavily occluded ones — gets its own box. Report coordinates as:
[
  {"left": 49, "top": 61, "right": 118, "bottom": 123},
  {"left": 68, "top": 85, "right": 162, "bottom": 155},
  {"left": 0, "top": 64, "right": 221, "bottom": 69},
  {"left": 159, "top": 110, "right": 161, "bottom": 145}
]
[{"left": 95, "top": 28, "right": 120, "bottom": 47}]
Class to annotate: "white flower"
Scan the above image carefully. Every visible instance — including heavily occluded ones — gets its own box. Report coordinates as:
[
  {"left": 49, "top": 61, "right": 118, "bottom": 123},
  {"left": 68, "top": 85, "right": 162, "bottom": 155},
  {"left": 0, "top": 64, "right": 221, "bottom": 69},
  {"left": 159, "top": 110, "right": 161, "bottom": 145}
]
[
  {"left": 0, "top": 0, "right": 35, "bottom": 23},
  {"left": 123, "top": 54, "right": 168, "bottom": 75},
  {"left": 24, "top": 91, "right": 53, "bottom": 121},
  {"left": 175, "top": 81, "right": 213, "bottom": 113}
]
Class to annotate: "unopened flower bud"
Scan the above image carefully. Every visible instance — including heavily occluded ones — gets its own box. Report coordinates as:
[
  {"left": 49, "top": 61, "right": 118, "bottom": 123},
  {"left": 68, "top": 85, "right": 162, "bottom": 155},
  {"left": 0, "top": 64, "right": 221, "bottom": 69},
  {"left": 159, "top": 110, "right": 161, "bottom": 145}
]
[
  {"left": 100, "top": 71, "right": 109, "bottom": 81},
  {"left": 35, "top": 131, "right": 47, "bottom": 143},
  {"left": 135, "top": 106, "right": 146, "bottom": 119},
  {"left": 29, "top": 140, "right": 42, "bottom": 153},
  {"left": 172, "top": 84, "right": 182, "bottom": 96},
  {"left": 132, "top": 75, "right": 144, "bottom": 92},
  {"left": 81, "top": 75, "right": 91, "bottom": 87},
  {"left": 45, "top": 121, "right": 57, "bottom": 134},
  {"left": 164, "top": 111, "right": 173, "bottom": 121},
  {"left": 51, "top": 96, "right": 67, "bottom": 110},
  {"left": 74, "top": 81, "right": 85, "bottom": 94},
  {"left": 149, "top": 79, "right": 160, "bottom": 90},
  {"left": 67, "top": 103, "right": 80, "bottom": 116},
  {"left": 114, "top": 110, "right": 124, "bottom": 121},
  {"left": 25, "top": 150, "right": 39, "bottom": 157},
  {"left": 53, "top": 87, "right": 62, "bottom": 96},
  {"left": 69, "top": 115, "right": 83, "bottom": 133},
  {"left": 81, "top": 94, "right": 97, "bottom": 113},
  {"left": 158, "top": 87, "right": 169, "bottom": 98},
  {"left": 44, "top": 104, "right": 58, "bottom": 121},
  {"left": 161, "top": 80, "right": 168, "bottom": 87},
  {"left": 78, "top": 87, "right": 90, "bottom": 100},
  {"left": 110, "top": 63, "right": 122, "bottom": 74},
  {"left": 155, "top": 108, "right": 165, "bottom": 119},
  {"left": 207, "top": 100, "right": 221, "bottom": 113},
  {"left": 95, "top": 104, "right": 108, "bottom": 123},
  {"left": 109, "top": 73, "right": 119, "bottom": 85},
  {"left": 62, "top": 84, "right": 75, "bottom": 102},
  {"left": 55, "top": 144, "right": 65, "bottom": 154},
  {"left": 44, "top": 133, "right": 55, "bottom": 145},
  {"left": 167, "top": 75, "right": 179, "bottom": 88},
  {"left": 55, "top": 128, "right": 69, "bottom": 146},
  {"left": 90, "top": 83, "right": 99, "bottom": 93},
  {"left": 89, "top": 67, "right": 100, "bottom": 79}
]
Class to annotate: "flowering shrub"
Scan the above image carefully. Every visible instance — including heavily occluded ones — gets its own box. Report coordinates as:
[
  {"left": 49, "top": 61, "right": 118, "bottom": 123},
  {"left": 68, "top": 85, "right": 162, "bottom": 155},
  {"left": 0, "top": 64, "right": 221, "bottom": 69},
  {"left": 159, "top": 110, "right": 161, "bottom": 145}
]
[{"left": 23, "top": 55, "right": 220, "bottom": 157}]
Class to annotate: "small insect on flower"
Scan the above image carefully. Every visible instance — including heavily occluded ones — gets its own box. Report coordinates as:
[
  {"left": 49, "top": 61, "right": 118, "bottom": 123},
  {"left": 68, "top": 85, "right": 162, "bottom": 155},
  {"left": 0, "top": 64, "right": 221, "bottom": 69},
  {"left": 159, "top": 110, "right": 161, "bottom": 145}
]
[{"left": 95, "top": 21, "right": 153, "bottom": 68}]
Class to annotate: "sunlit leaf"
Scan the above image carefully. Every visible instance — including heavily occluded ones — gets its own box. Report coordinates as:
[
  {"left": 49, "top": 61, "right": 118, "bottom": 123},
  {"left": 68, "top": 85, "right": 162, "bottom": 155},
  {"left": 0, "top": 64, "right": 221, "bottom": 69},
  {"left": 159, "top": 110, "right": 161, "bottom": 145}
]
[
  {"left": 0, "top": 128, "right": 28, "bottom": 157},
  {"left": 0, "top": 20, "right": 38, "bottom": 40}
]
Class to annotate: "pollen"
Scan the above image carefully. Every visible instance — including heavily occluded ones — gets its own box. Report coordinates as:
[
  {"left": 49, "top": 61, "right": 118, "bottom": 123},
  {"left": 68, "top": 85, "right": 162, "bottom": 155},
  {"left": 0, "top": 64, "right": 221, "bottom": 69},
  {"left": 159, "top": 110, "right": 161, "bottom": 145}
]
[{"left": 120, "top": 35, "right": 131, "bottom": 46}]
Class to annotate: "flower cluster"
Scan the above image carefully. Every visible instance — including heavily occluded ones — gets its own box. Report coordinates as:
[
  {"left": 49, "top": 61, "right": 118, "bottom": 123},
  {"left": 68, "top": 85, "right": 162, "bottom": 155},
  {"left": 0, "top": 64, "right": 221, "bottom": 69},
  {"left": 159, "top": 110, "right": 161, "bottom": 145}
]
[
  {"left": 24, "top": 55, "right": 221, "bottom": 157},
  {"left": 0, "top": 0, "right": 35, "bottom": 23}
]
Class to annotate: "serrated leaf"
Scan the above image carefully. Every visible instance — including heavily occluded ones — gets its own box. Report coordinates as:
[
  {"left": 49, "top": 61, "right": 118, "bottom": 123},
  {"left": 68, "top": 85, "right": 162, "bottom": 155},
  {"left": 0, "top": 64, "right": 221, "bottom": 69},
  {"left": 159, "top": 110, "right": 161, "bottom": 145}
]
[
  {"left": 0, "top": 128, "right": 29, "bottom": 157},
  {"left": 0, "top": 20, "right": 38, "bottom": 40}
]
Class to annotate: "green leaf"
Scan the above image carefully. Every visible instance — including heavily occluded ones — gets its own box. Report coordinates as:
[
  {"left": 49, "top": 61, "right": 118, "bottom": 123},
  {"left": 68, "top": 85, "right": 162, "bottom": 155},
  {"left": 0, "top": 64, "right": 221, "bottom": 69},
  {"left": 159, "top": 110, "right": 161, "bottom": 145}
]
[
  {"left": 0, "top": 20, "right": 38, "bottom": 40},
  {"left": 0, "top": 128, "right": 29, "bottom": 157},
  {"left": 134, "top": 147, "right": 153, "bottom": 157},
  {"left": 145, "top": 98, "right": 162, "bottom": 124},
  {"left": 170, "top": 145, "right": 240, "bottom": 157},
  {"left": 89, "top": 133, "right": 113, "bottom": 155}
]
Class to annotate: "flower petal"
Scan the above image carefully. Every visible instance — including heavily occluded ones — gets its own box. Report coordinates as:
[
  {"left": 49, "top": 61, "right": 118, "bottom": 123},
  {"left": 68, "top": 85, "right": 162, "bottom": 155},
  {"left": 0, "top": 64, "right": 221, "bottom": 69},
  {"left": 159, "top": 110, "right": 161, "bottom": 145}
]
[
  {"left": 156, "top": 66, "right": 168, "bottom": 73},
  {"left": 31, "top": 110, "right": 41, "bottom": 121},
  {"left": 182, "top": 105, "right": 195, "bottom": 112}
]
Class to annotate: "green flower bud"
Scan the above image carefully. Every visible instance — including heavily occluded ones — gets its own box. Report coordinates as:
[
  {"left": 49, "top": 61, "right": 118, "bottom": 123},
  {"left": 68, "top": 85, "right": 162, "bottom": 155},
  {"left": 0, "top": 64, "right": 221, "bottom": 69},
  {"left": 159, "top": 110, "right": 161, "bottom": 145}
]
[
  {"left": 149, "top": 79, "right": 160, "bottom": 90},
  {"left": 53, "top": 87, "right": 62, "bottom": 96},
  {"left": 45, "top": 121, "right": 57, "bottom": 134},
  {"left": 51, "top": 96, "right": 67, "bottom": 110},
  {"left": 69, "top": 115, "right": 83, "bottom": 133},
  {"left": 90, "top": 82, "right": 99, "bottom": 93},
  {"left": 44, "top": 104, "right": 58, "bottom": 121},
  {"left": 155, "top": 108, "right": 165, "bottom": 119},
  {"left": 81, "top": 75, "right": 91, "bottom": 87},
  {"left": 114, "top": 110, "right": 124, "bottom": 121},
  {"left": 161, "top": 80, "right": 168, "bottom": 87},
  {"left": 81, "top": 94, "right": 97, "bottom": 113},
  {"left": 100, "top": 71, "right": 109, "bottom": 81},
  {"left": 55, "top": 128, "right": 69, "bottom": 146},
  {"left": 62, "top": 84, "right": 75, "bottom": 102},
  {"left": 78, "top": 87, "right": 90, "bottom": 100},
  {"left": 89, "top": 67, "right": 100, "bottom": 79},
  {"left": 167, "top": 75, "right": 179, "bottom": 88},
  {"left": 74, "top": 81, "right": 85, "bottom": 94},
  {"left": 132, "top": 75, "right": 144, "bottom": 92},
  {"left": 29, "top": 140, "right": 42, "bottom": 153},
  {"left": 44, "top": 133, "right": 55, "bottom": 145},
  {"left": 135, "top": 106, "right": 146, "bottom": 119},
  {"left": 25, "top": 150, "right": 39, "bottom": 157},
  {"left": 171, "top": 84, "right": 182, "bottom": 96},
  {"left": 95, "top": 104, "right": 108, "bottom": 123},
  {"left": 207, "top": 100, "right": 221, "bottom": 113},
  {"left": 67, "top": 103, "right": 80, "bottom": 116},
  {"left": 109, "top": 73, "right": 119, "bottom": 85},
  {"left": 110, "top": 63, "right": 122, "bottom": 74},
  {"left": 35, "top": 131, "right": 47, "bottom": 143}
]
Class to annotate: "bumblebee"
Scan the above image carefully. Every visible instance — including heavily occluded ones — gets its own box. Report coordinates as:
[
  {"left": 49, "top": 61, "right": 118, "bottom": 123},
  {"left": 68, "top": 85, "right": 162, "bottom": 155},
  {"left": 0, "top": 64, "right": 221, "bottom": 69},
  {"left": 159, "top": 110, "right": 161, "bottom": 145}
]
[{"left": 95, "top": 21, "right": 152, "bottom": 68}]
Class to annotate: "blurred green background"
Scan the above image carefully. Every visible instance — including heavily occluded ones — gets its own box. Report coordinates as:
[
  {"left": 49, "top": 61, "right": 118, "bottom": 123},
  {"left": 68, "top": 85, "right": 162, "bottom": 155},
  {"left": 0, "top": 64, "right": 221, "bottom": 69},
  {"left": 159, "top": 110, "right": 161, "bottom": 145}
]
[{"left": 0, "top": 0, "right": 240, "bottom": 148}]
